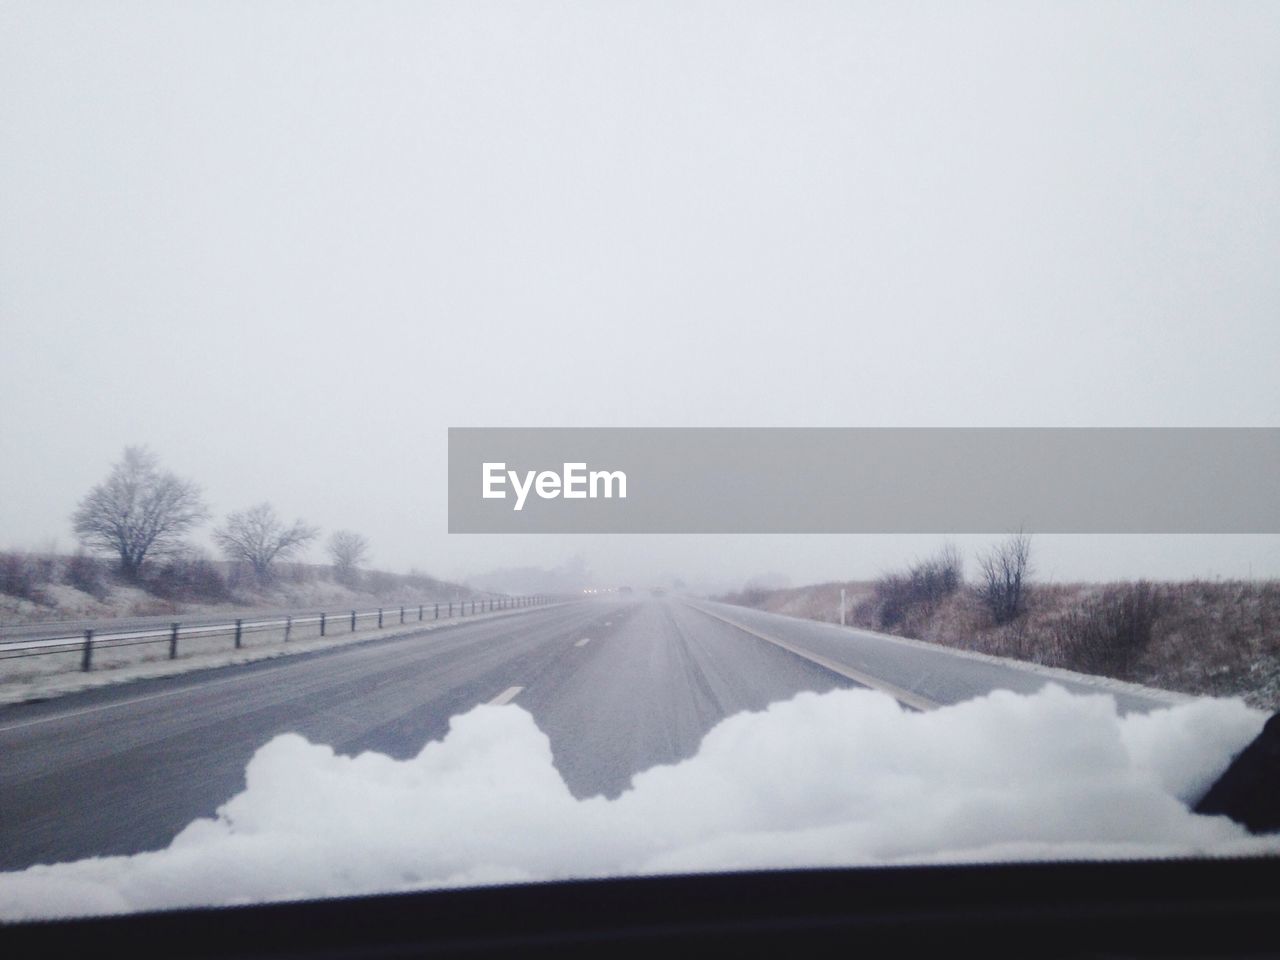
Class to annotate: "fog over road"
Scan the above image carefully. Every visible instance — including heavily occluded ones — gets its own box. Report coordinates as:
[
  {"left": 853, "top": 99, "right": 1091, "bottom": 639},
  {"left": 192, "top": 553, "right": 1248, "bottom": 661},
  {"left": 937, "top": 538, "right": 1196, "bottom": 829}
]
[{"left": 0, "top": 598, "right": 1181, "bottom": 872}]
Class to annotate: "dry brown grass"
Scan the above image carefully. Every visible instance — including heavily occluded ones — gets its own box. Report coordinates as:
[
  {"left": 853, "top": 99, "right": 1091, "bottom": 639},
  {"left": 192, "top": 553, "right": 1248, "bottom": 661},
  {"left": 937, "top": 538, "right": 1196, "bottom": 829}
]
[
  {"left": 717, "top": 581, "right": 876, "bottom": 625},
  {"left": 719, "top": 578, "right": 1280, "bottom": 710}
]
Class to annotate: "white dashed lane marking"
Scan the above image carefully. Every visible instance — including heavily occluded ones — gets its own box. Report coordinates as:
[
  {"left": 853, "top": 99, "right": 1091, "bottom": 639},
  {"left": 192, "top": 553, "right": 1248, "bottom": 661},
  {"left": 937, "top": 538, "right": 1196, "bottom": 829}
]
[
  {"left": 575, "top": 638, "right": 591, "bottom": 647},
  {"left": 487, "top": 685, "right": 524, "bottom": 706}
]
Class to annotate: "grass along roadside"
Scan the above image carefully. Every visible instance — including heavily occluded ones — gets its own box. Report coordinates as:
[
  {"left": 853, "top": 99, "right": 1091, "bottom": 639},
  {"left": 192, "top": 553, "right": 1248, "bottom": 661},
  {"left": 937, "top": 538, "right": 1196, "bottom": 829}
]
[{"left": 714, "top": 578, "right": 1280, "bottom": 710}]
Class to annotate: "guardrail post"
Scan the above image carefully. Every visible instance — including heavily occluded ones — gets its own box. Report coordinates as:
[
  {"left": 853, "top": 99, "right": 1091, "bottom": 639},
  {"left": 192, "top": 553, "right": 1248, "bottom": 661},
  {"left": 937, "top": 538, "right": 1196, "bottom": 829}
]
[
  {"left": 434, "top": 602, "right": 439, "bottom": 619},
  {"left": 234, "top": 618, "right": 243, "bottom": 649},
  {"left": 448, "top": 601, "right": 453, "bottom": 617},
  {"left": 399, "top": 606, "right": 405, "bottom": 625},
  {"left": 320, "top": 613, "right": 327, "bottom": 637},
  {"left": 471, "top": 600, "right": 476, "bottom": 615},
  {"left": 351, "top": 610, "right": 357, "bottom": 632},
  {"left": 285, "top": 615, "right": 292, "bottom": 642},
  {"left": 170, "top": 622, "right": 179, "bottom": 659},
  {"left": 378, "top": 608, "right": 384, "bottom": 628},
  {"left": 81, "top": 629, "right": 93, "bottom": 671},
  {"left": 418, "top": 604, "right": 423, "bottom": 621}
]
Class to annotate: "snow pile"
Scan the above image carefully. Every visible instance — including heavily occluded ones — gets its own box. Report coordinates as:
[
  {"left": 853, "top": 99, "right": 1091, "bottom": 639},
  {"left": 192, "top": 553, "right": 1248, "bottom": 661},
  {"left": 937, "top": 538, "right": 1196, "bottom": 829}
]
[{"left": 2, "top": 685, "right": 1276, "bottom": 919}]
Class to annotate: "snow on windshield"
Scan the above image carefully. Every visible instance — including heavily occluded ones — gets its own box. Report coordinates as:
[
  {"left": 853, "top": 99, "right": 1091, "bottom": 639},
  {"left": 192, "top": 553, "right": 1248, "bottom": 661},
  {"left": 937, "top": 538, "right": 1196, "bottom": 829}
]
[{"left": 1, "top": 684, "right": 1274, "bottom": 919}]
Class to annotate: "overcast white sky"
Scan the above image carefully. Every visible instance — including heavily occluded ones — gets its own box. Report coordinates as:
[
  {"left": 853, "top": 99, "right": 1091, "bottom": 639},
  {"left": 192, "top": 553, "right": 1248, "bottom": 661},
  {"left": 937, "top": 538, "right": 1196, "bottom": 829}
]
[{"left": 2, "top": 1, "right": 1278, "bottom": 589}]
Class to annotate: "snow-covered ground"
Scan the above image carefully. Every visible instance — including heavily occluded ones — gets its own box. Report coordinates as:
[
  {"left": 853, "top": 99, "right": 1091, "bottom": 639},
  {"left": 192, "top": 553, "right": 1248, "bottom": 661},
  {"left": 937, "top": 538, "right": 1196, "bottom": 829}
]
[{"left": 1, "top": 684, "right": 1274, "bottom": 919}]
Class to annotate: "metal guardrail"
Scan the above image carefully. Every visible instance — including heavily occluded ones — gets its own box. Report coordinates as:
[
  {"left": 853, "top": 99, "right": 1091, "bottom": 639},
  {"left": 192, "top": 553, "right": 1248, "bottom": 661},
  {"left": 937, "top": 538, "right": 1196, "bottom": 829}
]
[{"left": 0, "top": 595, "right": 550, "bottom": 671}]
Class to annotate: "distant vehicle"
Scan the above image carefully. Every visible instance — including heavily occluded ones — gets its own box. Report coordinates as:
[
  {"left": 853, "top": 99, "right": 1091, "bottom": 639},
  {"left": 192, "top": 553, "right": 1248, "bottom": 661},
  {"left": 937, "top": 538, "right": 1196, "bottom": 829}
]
[{"left": 650, "top": 587, "right": 667, "bottom": 597}]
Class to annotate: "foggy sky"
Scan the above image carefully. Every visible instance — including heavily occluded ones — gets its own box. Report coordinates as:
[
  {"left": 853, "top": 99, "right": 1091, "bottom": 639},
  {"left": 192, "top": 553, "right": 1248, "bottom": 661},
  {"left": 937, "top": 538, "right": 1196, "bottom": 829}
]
[{"left": 2, "top": 1, "right": 1278, "bottom": 589}]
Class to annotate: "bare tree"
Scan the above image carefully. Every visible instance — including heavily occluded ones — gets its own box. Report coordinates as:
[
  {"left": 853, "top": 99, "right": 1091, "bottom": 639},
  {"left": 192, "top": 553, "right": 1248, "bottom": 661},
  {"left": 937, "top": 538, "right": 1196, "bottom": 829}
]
[
  {"left": 72, "top": 446, "right": 208, "bottom": 580},
  {"left": 873, "top": 543, "right": 965, "bottom": 630},
  {"left": 213, "top": 503, "right": 319, "bottom": 582},
  {"left": 975, "top": 532, "right": 1033, "bottom": 625},
  {"left": 937, "top": 542, "right": 964, "bottom": 594},
  {"left": 328, "top": 530, "right": 369, "bottom": 586}
]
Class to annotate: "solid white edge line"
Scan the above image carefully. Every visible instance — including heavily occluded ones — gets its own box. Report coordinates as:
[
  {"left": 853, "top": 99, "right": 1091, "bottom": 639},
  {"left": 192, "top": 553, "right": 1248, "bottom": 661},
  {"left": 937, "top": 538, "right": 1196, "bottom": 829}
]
[
  {"left": 687, "top": 603, "right": 940, "bottom": 712},
  {"left": 694, "top": 599, "right": 1189, "bottom": 708}
]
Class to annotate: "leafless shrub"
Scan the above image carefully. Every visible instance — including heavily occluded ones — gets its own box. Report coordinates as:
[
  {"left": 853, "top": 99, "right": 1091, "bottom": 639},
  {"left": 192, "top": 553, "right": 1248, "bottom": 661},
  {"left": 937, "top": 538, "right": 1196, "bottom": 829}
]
[
  {"left": 64, "top": 549, "right": 107, "bottom": 600},
  {"left": 279, "top": 562, "right": 317, "bottom": 584},
  {"left": 213, "top": 503, "right": 319, "bottom": 583},
  {"left": 72, "top": 446, "right": 208, "bottom": 580},
  {"left": 364, "top": 569, "right": 399, "bottom": 598},
  {"left": 975, "top": 533, "right": 1032, "bottom": 626},
  {"left": 405, "top": 569, "right": 450, "bottom": 597},
  {"left": 328, "top": 531, "right": 370, "bottom": 587},
  {"left": 1053, "top": 581, "right": 1162, "bottom": 677},
  {"left": 145, "top": 549, "right": 230, "bottom": 603},
  {"left": 0, "top": 551, "right": 52, "bottom": 602},
  {"left": 873, "top": 545, "right": 965, "bottom": 630},
  {"left": 873, "top": 573, "right": 914, "bottom": 629}
]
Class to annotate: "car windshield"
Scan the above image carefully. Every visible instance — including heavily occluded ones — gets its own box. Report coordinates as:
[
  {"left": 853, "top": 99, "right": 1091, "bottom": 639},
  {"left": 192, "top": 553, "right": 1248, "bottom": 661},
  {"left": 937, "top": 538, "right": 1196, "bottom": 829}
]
[{"left": 1, "top": 0, "right": 1277, "bottom": 923}]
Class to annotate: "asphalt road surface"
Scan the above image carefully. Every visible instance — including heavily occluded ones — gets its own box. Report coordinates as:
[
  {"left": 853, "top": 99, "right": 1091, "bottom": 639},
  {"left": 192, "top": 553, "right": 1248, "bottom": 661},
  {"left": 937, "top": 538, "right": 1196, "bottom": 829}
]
[{"left": 0, "top": 598, "right": 1181, "bottom": 872}]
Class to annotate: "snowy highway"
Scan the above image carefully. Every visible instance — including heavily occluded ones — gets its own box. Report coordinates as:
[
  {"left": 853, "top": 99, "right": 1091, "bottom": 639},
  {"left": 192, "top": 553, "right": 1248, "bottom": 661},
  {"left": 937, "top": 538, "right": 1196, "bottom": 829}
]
[{"left": 0, "top": 598, "right": 1186, "bottom": 872}]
